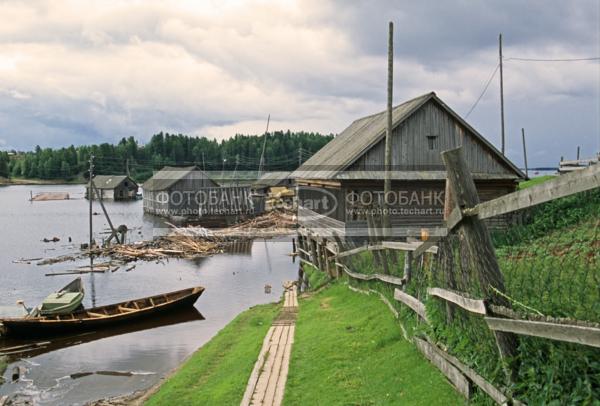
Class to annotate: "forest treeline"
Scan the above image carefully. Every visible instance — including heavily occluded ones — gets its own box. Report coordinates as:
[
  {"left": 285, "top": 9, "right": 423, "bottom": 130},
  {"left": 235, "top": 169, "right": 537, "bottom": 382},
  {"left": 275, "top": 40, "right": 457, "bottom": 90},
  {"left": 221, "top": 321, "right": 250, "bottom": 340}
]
[{"left": 1, "top": 131, "right": 333, "bottom": 181}]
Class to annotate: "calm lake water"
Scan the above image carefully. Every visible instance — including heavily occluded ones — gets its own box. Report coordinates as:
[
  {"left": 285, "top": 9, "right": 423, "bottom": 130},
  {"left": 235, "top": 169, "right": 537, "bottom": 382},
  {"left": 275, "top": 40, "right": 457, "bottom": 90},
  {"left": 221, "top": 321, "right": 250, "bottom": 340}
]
[{"left": 0, "top": 184, "right": 297, "bottom": 405}]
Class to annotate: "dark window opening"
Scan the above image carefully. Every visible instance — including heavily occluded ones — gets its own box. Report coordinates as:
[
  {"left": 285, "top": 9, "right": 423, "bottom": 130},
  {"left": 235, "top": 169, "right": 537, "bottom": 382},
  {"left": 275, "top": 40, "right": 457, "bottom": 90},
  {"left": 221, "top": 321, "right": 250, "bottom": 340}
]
[{"left": 427, "top": 135, "right": 438, "bottom": 150}]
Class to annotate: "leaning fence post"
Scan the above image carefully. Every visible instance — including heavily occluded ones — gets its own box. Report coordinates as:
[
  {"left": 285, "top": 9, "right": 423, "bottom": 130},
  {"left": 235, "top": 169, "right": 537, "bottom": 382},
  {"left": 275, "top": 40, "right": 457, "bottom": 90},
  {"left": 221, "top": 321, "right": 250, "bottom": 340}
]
[{"left": 441, "top": 147, "right": 518, "bottom": 385}]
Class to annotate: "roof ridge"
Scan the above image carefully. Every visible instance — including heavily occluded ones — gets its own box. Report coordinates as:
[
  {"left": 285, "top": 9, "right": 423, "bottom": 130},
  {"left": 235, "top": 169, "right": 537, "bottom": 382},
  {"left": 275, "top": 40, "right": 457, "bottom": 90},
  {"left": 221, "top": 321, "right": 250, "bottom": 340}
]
[{"left": 349, "top": 91, "right": 435, "bottom": 124}]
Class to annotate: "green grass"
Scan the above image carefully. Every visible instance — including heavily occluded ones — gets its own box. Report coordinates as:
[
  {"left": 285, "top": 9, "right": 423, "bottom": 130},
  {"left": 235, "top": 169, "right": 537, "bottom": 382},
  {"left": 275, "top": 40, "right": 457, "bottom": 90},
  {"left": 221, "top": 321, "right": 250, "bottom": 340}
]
[
  {"left": 518, "top": 175, "right": 555, "bottom": 189},
  {"left": 145, "top": 303, "right": 279, "bottom": 406},
  {"left": 0, "top": 356, "right": 6, "bottom": 384},
  {"left": 303, "top": 263, "right": 330, "bottom": 289},
  {"left": 283, "top": 284, "right": 464, "bottom": 405}
]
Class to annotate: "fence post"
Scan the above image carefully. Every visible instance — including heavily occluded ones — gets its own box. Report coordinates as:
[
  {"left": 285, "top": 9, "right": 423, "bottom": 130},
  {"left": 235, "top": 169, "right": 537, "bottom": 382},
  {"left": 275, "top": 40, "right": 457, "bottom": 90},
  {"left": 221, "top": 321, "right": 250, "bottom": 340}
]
[
  {"left": 310, "top": 235, "right": 318, "bottom": 267},
  {"left": 441, "top": 147, "right": 518, "bottom": 384}
]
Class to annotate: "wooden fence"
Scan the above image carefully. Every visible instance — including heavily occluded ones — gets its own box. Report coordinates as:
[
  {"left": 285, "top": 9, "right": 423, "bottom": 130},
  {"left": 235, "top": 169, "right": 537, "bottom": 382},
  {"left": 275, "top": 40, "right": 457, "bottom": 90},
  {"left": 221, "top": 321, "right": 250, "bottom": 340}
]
[{"left": 295, "top": 148, "right": 600, "bottom": 404}]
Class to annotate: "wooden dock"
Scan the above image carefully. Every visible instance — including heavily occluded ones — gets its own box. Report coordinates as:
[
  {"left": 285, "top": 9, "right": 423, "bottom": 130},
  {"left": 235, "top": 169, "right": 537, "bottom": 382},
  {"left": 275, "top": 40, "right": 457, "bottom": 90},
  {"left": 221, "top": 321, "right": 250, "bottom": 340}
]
[
  {"left": 31, "top": 192, "right": 70, "bottom": 201},
  {"left": 241, "top": 282, "right": 298, "bottom": 406}
]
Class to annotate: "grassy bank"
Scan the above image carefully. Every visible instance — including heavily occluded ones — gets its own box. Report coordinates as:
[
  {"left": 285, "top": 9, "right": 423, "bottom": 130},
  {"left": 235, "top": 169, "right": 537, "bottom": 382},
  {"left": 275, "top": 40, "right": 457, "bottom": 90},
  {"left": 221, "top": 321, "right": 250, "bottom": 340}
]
[
  {"left": 284, "top": 283, "right": 463, "bottom": 405},
  {"left": 518, "top": 175, "right": 555, "bottom": 189},
  {"left": 145, "top": 280, "right": 464, "bottom": 405},
  {"left": 0, "top": 356, "right": 6, "bottom": 384},
  {"left": 145, "top": 303, "right": 279, "bottom": 405}
]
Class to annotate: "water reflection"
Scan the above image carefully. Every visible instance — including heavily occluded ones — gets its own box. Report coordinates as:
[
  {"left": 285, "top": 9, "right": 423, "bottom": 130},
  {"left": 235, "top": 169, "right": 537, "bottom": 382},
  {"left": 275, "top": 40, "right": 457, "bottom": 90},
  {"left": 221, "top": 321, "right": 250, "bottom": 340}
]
[
  {"left": 0, "top": 185, "right": 297, "bottom": 405},
  {"left": 0, "top": 307, "right": 204, "bottom": 362}
]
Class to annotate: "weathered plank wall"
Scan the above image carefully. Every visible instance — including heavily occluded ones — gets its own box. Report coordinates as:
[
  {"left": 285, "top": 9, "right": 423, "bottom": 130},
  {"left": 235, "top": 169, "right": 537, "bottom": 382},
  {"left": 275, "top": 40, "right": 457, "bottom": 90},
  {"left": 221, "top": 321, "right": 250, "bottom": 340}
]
[{"left": 349, "top": 99, "right": 515, "bottom": 175}]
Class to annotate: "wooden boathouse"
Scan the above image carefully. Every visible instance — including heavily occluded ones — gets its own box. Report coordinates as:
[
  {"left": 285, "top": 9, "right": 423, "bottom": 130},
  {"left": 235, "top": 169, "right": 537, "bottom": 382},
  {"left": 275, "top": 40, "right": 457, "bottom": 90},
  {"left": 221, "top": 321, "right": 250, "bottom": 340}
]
[
  {"left": 291, "top": 92, "right": 525, "bottom": 237},
  {"left": 86, "top": 175, "right": 138, "bottom": 200},
  {"left": 142, "top": 165, "right": 264, "bottom": 224}
]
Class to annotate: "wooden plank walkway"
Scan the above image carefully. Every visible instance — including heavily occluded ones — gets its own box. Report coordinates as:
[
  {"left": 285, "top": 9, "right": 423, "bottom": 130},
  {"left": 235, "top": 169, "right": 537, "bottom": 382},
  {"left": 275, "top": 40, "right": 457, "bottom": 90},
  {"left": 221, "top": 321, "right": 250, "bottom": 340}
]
[{"left": 241, "top": 282, "right": 298, "bottom": 406}]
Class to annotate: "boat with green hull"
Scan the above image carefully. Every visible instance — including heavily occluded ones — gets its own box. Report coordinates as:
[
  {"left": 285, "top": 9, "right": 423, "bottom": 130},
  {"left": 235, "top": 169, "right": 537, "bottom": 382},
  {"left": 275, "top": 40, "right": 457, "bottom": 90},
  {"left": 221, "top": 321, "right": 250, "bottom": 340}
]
[{"left": 35, "top": 278, "right": 84, "bottom": 317}]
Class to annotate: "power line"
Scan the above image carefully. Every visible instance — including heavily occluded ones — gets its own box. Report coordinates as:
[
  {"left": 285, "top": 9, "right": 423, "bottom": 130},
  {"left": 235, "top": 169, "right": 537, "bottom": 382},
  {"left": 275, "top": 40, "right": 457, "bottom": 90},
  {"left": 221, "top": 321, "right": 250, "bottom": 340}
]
[
  {"left": 465, "top": 63, "right": 500, "bottom": 119},
  {"left": 504, "top": 56, "right": 600, "bottom": 62}
]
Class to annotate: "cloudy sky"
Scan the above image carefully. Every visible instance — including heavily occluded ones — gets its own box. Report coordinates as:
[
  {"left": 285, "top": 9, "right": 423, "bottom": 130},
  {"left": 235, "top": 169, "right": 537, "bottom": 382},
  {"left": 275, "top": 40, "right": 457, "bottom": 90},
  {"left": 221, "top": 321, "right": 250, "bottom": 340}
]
[{"left": 0, "top": 0, "right": 599, "bottom": 166}]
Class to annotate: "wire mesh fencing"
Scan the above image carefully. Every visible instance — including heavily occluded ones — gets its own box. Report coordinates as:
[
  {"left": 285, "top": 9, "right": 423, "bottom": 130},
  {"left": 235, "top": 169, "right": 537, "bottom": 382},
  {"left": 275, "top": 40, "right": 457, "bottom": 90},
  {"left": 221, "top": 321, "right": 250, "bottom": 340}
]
[{"left": 299, "top": 164, "right": 600, "bottom": 404}]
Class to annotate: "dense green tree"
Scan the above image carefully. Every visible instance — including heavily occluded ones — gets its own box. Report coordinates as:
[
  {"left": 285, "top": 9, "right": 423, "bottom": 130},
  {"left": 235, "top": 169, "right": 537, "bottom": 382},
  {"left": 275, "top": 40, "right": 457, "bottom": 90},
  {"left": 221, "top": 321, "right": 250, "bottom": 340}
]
[{"left": 2, "top": 131, "right": 333, "bottom": 182}]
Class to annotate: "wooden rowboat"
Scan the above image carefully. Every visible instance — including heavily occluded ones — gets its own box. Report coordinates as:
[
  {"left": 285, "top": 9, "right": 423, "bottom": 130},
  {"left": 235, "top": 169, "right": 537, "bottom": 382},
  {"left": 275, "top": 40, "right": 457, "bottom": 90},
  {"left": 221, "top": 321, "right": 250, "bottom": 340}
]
[
  {"left": 1, "top": 286, "right": 204, "bottom": 338},
  {"left": 37, "top": 277, "right": 84, "bottom": 316}
]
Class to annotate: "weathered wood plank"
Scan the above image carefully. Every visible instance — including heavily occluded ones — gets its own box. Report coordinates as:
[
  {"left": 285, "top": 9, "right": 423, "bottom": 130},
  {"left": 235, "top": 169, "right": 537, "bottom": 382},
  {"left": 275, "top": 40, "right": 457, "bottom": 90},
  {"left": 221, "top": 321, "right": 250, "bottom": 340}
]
[
  {"left": 299, "top": 257, "right": 318, "bottom": 269},
  {"left": 442, "top": 147, "right": 518, "bottom": 383},
  {"left": 375, "top": 273, "right": 406, "bottom": 286},
  {"left": 470, "top": 163, "right": 600, "bottom": 219},
  {"left": 427, "top": 287, "right": 487, "bottom": 315},
  {"left": 336, "top": 263, "right": 405, "bottom": 286},
  {"left": 412, "top": 237, "right": 441, "bottom": 259},
  {"left": 414, "top": 337, "right": 471, "bottom": 398},
  {"left": 445, "top": 206, "right": 463, "bottom": 231},
  {"left": 421, "top": 337, "right": 509, "bottom": 405},
  {"left": 393, "top": 288, "right": 428, "bottom": 322},
  {"left": 335, "top": 241, "right": 438, "bottom": 259},
  {"left": 335, "top": 244, "right": 368, "bottom": 259},
  {"left": 381, "top": 241, "right": 438, "bottom": 253},
  {"left": 485, "top": 317, "right": 600, "bottom": 348}
]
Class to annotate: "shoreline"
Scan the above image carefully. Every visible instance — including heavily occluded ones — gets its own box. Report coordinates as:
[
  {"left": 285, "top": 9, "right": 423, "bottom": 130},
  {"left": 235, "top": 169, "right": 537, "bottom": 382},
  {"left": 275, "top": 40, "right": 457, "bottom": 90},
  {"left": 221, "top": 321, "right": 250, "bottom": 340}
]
[
  {"left": 85, "top": 303, "right": 281, "bottom": 406},
  {"left": 0, "top": 177, "right": 85, "bottom": 186}
]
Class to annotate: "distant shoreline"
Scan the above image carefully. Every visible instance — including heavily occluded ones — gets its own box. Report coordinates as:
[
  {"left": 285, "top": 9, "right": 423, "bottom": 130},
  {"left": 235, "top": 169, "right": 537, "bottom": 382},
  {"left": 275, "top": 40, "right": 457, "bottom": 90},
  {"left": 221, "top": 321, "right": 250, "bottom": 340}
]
[{"left": 0, "top": 177, "right": 85, "bottom": 186}]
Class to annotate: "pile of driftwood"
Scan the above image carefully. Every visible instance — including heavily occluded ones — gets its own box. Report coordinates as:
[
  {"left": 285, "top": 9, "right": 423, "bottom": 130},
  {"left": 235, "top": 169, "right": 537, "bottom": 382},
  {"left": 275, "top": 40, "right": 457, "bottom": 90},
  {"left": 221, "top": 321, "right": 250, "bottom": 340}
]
[
  {"left": 217, "top": 210, "right": 297, "bottom": 237},
  {"left": 97, "top": 234, "right": 223, "bottom": 262},
  {"left": 30, "top": 210, "right": 298, "bottom": 266}
]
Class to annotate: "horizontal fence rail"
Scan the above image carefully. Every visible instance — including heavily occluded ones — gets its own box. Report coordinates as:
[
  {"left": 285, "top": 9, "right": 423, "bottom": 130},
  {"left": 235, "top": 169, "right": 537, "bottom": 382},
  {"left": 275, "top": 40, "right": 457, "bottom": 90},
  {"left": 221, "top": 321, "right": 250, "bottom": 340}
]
[
  {"left": 466, "top": 163, "right": 600, "bottom": 220},
  {"left": 427, "top": 287, "right": 487, "bottom": 315},
  {"left": 335, "top": 241, "right": 438, "bottom": 259},
  {"left": 485, "top": 317, "right": 600, "bottom": 348},
  {"left": 336, "top": 262, "right": 405, "bottom": 287}
]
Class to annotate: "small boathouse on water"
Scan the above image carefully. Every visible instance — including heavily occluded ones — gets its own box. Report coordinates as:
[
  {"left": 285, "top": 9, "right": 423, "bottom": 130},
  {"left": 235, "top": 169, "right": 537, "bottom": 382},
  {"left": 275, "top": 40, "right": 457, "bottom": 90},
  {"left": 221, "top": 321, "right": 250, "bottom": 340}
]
[
  {"left": 291, "top": 92, "right": 525, "bottom": 237},
  {"left": 86, "top": 175, "right": 138, "bottom": 200}
]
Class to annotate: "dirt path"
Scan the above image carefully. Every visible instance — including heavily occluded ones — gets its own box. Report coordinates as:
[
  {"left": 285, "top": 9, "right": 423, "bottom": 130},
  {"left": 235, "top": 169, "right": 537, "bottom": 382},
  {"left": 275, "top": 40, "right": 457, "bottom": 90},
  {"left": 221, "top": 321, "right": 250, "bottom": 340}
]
[{"left": 241, "top": 283, "right": 298, "bottom": 406}]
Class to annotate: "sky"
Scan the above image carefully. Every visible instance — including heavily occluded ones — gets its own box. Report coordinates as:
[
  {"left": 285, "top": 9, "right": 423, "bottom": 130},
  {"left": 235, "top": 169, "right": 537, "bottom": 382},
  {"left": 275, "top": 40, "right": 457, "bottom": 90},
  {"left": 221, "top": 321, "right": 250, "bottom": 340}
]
[{"left": 0, "top": 0, "right": 599, "bottom": 167}]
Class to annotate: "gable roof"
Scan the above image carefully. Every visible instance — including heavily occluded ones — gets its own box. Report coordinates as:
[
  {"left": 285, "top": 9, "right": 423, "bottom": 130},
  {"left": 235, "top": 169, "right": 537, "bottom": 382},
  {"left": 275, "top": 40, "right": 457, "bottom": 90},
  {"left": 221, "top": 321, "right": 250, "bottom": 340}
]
[
  {"left": 142, "top": 165, "right": 216, "bottom": 191},
  {"left": 291, "top": 92, "right": 525, "bottom": 180},
  {"left": 253, "top": 171, "right": 292, "bottom": 188},
  {"left": 92, "top": 175, "right": 136, "bottom": 189}
]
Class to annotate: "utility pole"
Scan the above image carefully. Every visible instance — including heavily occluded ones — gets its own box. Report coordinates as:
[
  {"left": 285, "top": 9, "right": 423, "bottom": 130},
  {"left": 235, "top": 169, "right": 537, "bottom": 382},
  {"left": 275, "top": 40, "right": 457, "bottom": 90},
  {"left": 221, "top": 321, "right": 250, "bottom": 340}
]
[
  {"left": 125, "top": 158, "right": 130, "bottom": 177},
  {"left": 521, "top": 128, "right": 528, "bottom": 179},
  {"left": 88, "top": 155, "right": 94, "bottom": 250},
  {"left": 202, "top": 151, "right": 206, "bottom": 172},
  {"left": 499, "top": 33, "right": 505, "bottom": 155},
  {"left": 577, "top": 146, "right": 580, "bottom": 161},
  {"left": 298, "top": 146, "right": 302, "bottom": 168},
  {"left": 233, "top": 154, "right": 239, "bottom": 186},
  {"left": 383, "top": 21, "right": 393, "bottom": 237},
  {"left": 258, "top": 114, "right": 270, "bottom": 178}
]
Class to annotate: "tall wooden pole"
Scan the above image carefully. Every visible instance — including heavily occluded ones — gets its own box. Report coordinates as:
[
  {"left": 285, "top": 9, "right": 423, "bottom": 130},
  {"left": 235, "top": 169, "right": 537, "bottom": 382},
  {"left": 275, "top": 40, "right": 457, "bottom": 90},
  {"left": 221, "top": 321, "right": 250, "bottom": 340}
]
[
  {"left": 577, "top": 146, "right": 580, "bottom": 160},
  {"left": 383, "top": 21, "right": 393, "bottom": 237},
  {"left": 442, "top": 147, "right": 518, "bottom": 384},
  {"left": 521, "top": 128, "right": 528, "bottom": 178},
  {"left": 88, "top": 155, "right": 94, "bottom": 250},
  {"left": 499, "top": 33, "right": 505, "bottom": 155},
  {"left": 258, "top": 114, "right": 270, "bottom": 178}
]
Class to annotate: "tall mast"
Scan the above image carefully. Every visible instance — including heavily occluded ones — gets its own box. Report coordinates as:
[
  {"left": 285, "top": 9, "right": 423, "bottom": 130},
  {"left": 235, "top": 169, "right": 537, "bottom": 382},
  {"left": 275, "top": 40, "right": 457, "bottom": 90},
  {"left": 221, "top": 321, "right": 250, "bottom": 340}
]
[
  {"left": 383, "top": 21, "right": 394, "bottom": 237},
  {"left": 499, "top": 33, "right": 505, "bottom": 155},
  {"left": 258, "top": 114, "right": 270, "bottom": 178}
]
